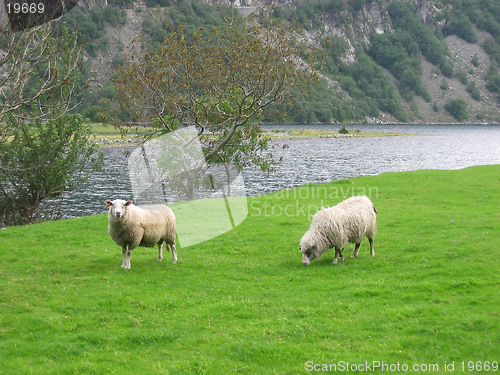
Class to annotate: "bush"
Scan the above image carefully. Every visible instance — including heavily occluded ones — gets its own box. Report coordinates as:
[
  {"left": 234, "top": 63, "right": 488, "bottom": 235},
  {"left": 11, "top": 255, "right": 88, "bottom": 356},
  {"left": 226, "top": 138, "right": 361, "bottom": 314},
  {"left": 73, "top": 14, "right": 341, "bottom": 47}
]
[
  {"left": 339, "top": 126, "right": 349, "bottom": 134},
  {"left": 440, "top": 78, "right": 449, "bottom": 90},
  {"left": 471, "top": 54, "right": 479, "bottom": 67},
  {"left": 455, "top": 70, "right": 468, "bottom": 85},
  {"left": 145, "top": 0, "right": 171, "bottom": 7},
  {"left": 445, "top": 98, "right": 468, "bottom": 121},
  {"left": 466, "top": 81, "right": 481, "bottom": 101},
  {"left": 443, "top": 14, "right": 478, "bottom": 43},
  {"left": 0, "top": 115, "right": 102, "bottom": 225}
]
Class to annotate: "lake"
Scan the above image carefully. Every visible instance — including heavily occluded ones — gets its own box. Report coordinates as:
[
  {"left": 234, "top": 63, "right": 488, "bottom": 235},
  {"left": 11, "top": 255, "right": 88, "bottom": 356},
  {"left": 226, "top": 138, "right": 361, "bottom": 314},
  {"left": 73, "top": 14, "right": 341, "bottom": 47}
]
[{"left": 58, "top": 124, "right": 500, "bottom": 218}]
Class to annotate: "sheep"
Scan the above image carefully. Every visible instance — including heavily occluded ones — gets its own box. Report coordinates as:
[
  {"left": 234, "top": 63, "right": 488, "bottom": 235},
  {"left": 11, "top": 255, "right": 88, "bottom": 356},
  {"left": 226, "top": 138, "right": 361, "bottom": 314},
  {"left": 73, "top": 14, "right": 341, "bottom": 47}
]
[
  {"left": 300, "top": 195, "right": 377, "bottom": 266},
  {"left": 105, "top": 199, "right": 177, "bottom": 269}
]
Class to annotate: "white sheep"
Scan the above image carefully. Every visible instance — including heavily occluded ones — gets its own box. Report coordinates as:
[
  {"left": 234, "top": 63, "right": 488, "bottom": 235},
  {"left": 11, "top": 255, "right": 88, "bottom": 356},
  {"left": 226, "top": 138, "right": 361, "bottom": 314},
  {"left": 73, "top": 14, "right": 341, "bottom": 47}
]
[
  {"left": 300, "top": 195, "right": 377, "bottom": 266},
  {"left": 105, "top": 199, "right": 177, "bottom": 269}
]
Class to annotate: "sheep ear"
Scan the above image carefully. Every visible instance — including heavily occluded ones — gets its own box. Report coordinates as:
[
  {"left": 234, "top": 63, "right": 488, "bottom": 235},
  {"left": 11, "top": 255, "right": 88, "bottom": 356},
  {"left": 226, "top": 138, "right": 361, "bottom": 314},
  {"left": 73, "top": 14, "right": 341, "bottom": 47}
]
[
  {"left": 125, "top": 201, "right": 133, "bottom": 206},
  {"left": 105, "top": 200, "right": 112, "bottom": 206}
]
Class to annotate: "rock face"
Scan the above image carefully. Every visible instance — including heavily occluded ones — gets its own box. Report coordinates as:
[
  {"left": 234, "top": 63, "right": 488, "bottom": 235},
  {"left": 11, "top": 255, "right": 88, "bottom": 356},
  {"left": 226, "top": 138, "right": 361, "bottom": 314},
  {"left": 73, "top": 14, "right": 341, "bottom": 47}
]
[{"left": 77, "top": 0, "right": 108, "bottom": 8}]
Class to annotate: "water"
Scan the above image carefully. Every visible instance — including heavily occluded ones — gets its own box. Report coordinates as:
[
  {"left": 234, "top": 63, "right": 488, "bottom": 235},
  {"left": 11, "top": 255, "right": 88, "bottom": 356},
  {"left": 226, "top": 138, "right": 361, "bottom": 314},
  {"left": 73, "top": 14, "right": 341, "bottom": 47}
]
[{"left": 60, "top": 124, "right": 500, "bottom": 217}]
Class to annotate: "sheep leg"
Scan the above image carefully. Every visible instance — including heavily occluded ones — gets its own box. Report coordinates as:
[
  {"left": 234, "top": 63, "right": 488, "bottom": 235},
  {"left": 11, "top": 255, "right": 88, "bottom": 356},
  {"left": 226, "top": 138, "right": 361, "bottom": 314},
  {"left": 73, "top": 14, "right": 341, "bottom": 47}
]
[
  {"left": 369, "top": 237, "right": 375, "bottom": 257},
  {"left": 171, "top": 244, "right": 177, "bottom": 264},
  {"left": 120, "top": 247, "right": 132, "bottom": 269},
  {"left": 121, "top": 245, "right": 132, "bottom": 269},
  {"left": 127, "top": 250, "right": 133, "bottom": 269},
  {"left": 121, "top": 246, "right": 128, "bottom": 268},
  {"left": 157, "top": 242, "right": 163, "bottom": 262},
  {"left": 333, "top": 246, "right": 343, "bottom": 264},
  {"left": 352, "top": 243, "right": 361, "bottom": 258}
]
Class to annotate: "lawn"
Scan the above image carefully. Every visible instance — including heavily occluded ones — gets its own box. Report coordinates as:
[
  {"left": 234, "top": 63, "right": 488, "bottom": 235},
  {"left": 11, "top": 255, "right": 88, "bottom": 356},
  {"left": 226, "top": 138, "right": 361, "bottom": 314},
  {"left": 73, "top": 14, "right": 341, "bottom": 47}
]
[{"left": 0, "top": 165, "right": 498, "bottom": 374}]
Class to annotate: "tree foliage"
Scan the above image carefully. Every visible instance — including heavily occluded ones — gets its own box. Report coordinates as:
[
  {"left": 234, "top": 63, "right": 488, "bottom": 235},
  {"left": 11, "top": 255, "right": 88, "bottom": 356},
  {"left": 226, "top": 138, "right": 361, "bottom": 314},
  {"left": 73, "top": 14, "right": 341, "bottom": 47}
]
[
  {"left": 0, "top": 115, "right": 101, "bottom": 225},
  {"left": 0, "top": 21, "right": 102, "bottom": 225},
  {"left": 442, "top": 0, "right": 500, "bottom": 100},
  {"left": 445, "top": 98, "right": 468, "bottom": 121},
  {"left": 368, "top": 2, "right": 455, "bottom": 102},
  {"left": 59, "top": 6, "right": 127, "bottom": 56},
  {"left": 369, "top": 31, "right": 429, "bottom": 102},
  {"left": 114, "top": 14, "right": 322, "bottom": 174}
]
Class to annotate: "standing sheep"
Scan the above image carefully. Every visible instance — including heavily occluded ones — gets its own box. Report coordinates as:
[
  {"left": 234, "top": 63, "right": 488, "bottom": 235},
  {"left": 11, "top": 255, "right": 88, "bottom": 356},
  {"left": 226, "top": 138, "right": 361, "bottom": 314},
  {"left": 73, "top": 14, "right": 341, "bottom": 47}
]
[
  {"left": 300, "top": 195, "right": 377, "bottom": 266},
  {"left": 105, "top": 199, "right": 177, "bottom": 269}
]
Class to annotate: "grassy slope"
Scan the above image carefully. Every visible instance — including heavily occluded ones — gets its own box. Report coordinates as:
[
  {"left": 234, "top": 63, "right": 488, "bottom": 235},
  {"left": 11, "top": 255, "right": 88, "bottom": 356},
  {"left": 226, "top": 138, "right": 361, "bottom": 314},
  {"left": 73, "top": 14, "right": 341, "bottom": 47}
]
[{"left": 0, "top": 166, "right": 498, "bottom": 374}]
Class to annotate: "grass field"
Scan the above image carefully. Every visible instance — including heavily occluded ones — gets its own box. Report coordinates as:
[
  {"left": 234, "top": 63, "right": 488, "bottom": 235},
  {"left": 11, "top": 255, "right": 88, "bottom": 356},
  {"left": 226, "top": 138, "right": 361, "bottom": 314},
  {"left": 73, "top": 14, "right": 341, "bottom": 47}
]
[{"left": 0, "top": 165, "right": 499, "bottom": 374}]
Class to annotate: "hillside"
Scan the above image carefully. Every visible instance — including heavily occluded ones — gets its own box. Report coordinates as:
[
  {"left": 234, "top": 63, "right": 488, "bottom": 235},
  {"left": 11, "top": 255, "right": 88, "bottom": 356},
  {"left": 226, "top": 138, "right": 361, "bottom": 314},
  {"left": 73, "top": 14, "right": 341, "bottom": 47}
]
[{"left": 65, "top": 0, "right": 500, "bottom": 123}]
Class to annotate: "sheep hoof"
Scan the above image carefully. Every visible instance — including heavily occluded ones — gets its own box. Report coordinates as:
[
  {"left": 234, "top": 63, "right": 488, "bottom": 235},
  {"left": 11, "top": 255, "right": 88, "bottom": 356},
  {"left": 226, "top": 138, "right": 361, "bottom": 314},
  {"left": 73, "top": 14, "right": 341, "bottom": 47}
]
[
  {"left": 157, "top": 258, "right": 163, "bottom": 262},
  {"left": 351, "top": 255, "right": 358, "bottom": 258},
  {"left": 172, "top": 259, "right": 178, "bottom": 264},
  {"left": 332, "top": 259, "right": 339, "bottom": 264},
  {"left": 371, "top": 252, "right": 375, "bottom": 257}
]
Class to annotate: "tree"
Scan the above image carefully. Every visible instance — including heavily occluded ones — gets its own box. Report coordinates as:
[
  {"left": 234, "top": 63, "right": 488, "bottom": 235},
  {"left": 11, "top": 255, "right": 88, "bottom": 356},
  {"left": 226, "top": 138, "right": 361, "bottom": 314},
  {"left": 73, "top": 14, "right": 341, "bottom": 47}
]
[
  {"left": 445, "top": 98, "right": 468, "bottom": 121},
  {"left": 0, "top": 115, "right": 101, "bottom": 225},
  {"left": 0, "top": 18, "right": 102, "bottom": 225},
  {"left": 0, "top": 22, "right": 81, "bottom": 127},
  {"left": 114, "top": 13, "right": 322, "bottom": 199}
]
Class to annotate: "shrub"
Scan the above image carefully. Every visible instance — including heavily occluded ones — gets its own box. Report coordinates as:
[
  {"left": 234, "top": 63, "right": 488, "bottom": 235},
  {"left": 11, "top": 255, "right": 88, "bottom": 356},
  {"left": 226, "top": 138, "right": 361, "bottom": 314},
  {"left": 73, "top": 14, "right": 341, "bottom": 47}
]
[
  {"left": 445, "top": 98, "right": 468, "bottom": 121},
  {"left": 443, "top": 14, "right": 478, "bottom": 43},
  {"left": 455, "top": 70, "right": 468, "bottom": 85},
  {"left": 0, "top": 115, "right": 102, "bottom": 225},
  {"left": 471, "top": 54, "right": 479, "bottom": 67},
  {"left": 339, "top": 126, "right": 349, "bottom": 134},
  {"left": 440, "top": 78, "right": 449, "bottom": 90},
  {"left": 466, "top": 81, "right": 481, "bottom": 101}
]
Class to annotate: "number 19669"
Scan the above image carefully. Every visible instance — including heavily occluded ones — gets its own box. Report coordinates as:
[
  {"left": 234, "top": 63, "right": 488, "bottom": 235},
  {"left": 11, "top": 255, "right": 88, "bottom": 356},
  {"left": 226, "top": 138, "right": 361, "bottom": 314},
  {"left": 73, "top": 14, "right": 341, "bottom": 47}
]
[
  {"left": 6, "top": 1, "right": 45, "bottom": 14},
  {"left": 460, "top": 361, "right": 498, "bottom": 372}
]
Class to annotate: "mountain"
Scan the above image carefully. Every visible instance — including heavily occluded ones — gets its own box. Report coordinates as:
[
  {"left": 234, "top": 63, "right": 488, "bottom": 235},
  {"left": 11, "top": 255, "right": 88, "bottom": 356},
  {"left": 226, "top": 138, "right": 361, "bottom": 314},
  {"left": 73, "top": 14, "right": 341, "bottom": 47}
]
[{"left": 67, "top": 0, "right": 500, "bottom": 123}]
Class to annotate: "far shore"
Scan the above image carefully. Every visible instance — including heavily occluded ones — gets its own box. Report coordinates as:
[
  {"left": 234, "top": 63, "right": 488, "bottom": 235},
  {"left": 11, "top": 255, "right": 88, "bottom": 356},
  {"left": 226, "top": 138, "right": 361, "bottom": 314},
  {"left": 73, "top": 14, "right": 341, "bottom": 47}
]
[
  {"left": 262, "top": 128, "right": 416, "bottom": 139},
  {"left": 91, "top": 123, "right": 418, "bottom": 146}
]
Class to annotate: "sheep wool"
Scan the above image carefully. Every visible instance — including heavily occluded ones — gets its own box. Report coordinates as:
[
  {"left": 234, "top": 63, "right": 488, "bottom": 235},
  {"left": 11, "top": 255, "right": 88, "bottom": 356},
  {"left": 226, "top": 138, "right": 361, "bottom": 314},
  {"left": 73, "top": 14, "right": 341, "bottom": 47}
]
[
  {"left": 106, "top": 199, "right": 177, "bottom": 269},
  {"left": 300, "top": 195, "right": 377, "bottom": 266}
]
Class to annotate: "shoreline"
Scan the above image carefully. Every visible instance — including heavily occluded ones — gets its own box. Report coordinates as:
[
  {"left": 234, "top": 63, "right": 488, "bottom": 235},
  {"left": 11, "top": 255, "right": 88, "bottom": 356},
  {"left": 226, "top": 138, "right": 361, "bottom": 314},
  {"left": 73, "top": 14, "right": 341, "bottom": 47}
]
[
  {"left": 90, "top": 120, "right": 500, "bottom": 146},
  {"left": 262, "top": 129, "right": 417, "bottom": 139},
  {"left": 92, "top": 128, "right": 418, "bottom": 146}
]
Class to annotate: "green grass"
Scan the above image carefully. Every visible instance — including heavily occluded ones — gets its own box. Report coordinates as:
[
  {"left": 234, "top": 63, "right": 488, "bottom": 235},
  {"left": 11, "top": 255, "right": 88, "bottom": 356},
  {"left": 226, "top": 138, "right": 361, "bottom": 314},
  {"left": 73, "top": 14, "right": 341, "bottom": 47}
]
[
  {"left": 90, "top": 123, "right": 154, "bottom": 140},
  {"left": 0, "top": 165, "right": 499, "bottom": 374}
]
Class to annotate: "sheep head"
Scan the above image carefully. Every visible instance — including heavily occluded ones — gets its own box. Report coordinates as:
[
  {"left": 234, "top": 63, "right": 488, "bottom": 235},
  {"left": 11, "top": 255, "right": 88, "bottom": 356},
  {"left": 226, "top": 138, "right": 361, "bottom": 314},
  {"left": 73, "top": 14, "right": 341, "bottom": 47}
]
[
  {"left": 105, "top": 199, "right": 133, "bottom": 219},
  {"left": 300, "top": 243, "right": 318, "bottom": 266}
]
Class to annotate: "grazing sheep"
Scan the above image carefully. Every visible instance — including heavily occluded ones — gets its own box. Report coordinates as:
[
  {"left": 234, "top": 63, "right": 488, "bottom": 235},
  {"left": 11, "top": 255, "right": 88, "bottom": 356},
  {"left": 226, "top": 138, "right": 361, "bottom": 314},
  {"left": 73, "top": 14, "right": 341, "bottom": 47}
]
[
  {"left": 300, "top": 195, "right": 377, "bottom": 266},
  {"left": 105, "top": 199, "right": 177, "bottom": 269}
]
